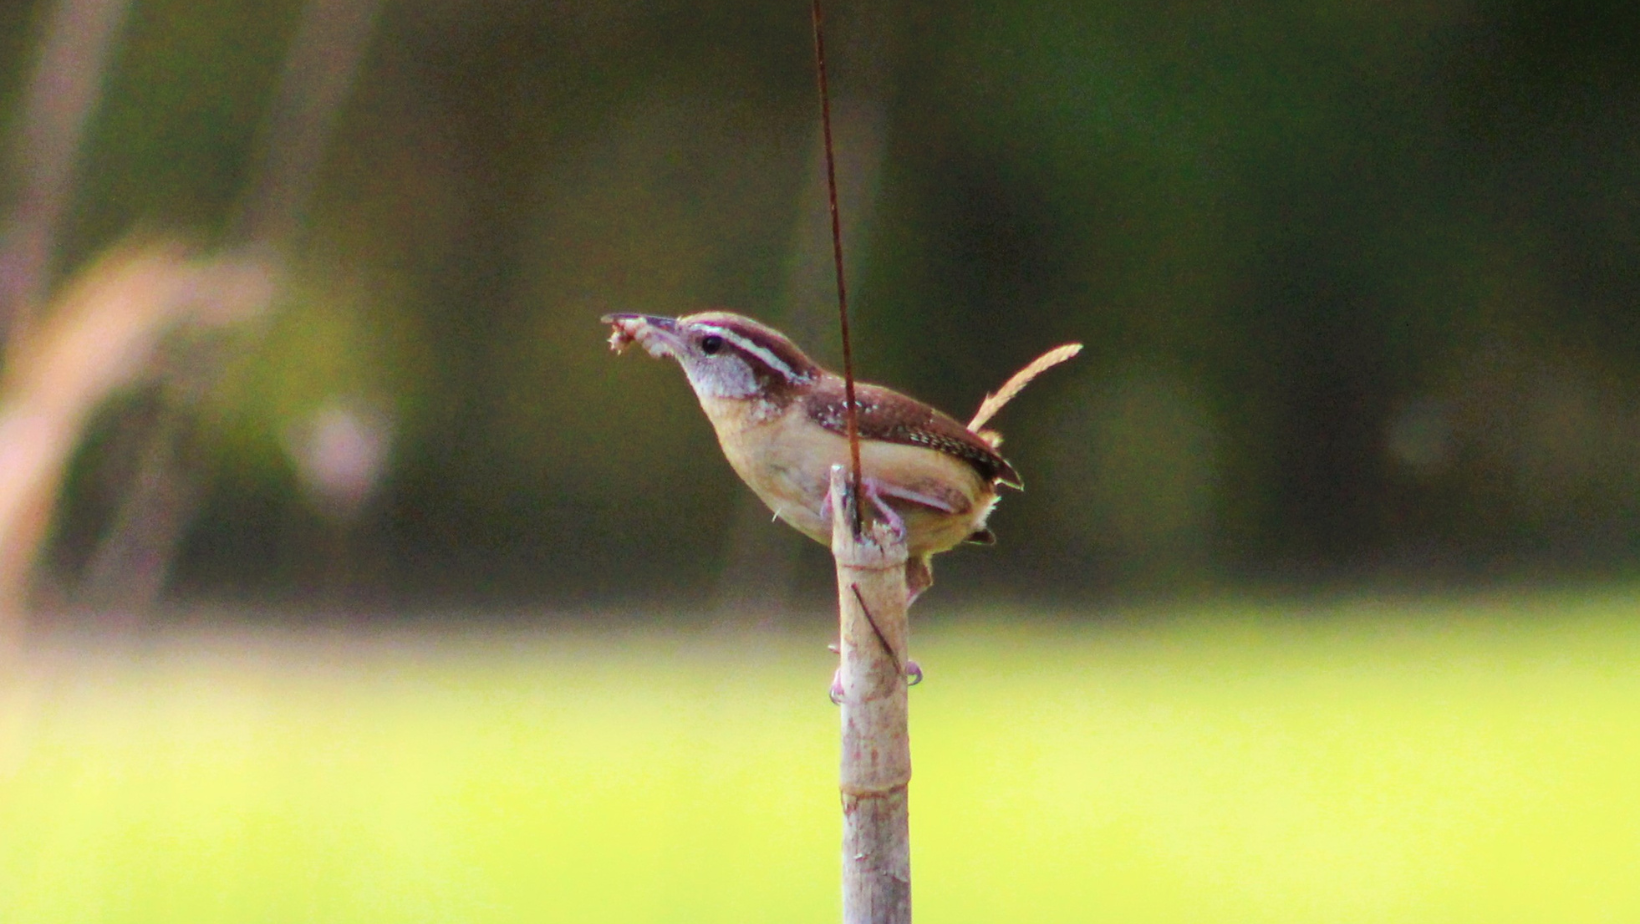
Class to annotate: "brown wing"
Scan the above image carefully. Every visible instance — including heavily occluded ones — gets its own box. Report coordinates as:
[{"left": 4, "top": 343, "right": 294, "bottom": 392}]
[{"left": 805, "top": 380, "right": 1023, "bottom": 488}]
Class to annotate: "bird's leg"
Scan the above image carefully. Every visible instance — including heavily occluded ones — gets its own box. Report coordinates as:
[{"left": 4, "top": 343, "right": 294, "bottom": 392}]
[
  {"left": 865, "top": 486, "right": 907, "bottom": 538},
  {"left": 822, "top": 478, "right": 957, "bottom": 609},
  {"left": 866, "top": 479, "right": 960, "bottom": 517},
  {"left": 822, "top": 476, "right": 959, "bottom": 541},
  {"left": 866, "top": 486, "right": 955, "bottom": 607}
]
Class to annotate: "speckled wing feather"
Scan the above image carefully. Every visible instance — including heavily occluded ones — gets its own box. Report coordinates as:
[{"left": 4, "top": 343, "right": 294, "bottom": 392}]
[{"left": 805, "top": 381, "right": 1023, "bottom": 488}]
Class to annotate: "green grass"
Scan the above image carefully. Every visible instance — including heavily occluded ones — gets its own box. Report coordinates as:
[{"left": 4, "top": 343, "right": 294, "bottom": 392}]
[{"left": 4, "top": 590, "right": 1640, "bottom": 922}]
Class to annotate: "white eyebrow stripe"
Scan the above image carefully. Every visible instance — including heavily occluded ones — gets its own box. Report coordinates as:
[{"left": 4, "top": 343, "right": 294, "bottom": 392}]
[{"left": 695, "top": 324, "right": 812, "bottom": 382}]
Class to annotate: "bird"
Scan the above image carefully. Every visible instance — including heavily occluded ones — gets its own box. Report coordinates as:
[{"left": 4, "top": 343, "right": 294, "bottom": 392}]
[{"left": 601, "top": 310, "right": 1078, "bottom": 602}]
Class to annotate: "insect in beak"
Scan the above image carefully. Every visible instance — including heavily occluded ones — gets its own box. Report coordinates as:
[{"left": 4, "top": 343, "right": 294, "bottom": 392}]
[{"left": 601, "top": 313, "right": 682, "bottom": 359}]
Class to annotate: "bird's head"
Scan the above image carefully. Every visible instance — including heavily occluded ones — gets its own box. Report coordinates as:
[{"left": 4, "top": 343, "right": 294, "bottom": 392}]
[{"left": 601, "top": 311, "right": 822, "bottom": 401}]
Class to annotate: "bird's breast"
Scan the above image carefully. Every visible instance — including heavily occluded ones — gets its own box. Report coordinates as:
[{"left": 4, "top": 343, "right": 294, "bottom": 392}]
[{"left": 697, "top": 395, "right": 998, "bottom": 556}]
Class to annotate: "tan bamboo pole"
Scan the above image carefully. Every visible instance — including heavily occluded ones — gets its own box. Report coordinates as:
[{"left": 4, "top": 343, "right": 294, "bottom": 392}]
[
  {"left": 829, "top": 465, "right": 912, "bottom": 924},
  {"left": 809, "top": 0, "right": 912, "bottom": 916}
]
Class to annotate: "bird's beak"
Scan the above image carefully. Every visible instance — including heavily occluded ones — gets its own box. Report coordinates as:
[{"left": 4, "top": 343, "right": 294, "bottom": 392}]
[{"left": 602, "top": 313, "right": 683, "bottom": 359}]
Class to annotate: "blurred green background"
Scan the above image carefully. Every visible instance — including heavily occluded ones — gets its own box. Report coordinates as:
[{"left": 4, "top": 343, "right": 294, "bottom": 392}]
[
  {"left": 4, "top": 0, "right": 1640, "bottom": 921},
  {"left": 8, "top": 0, "right": 1640, "bottom": 605},
  {"left": 7, "top": 595, "right": 1640, "bottom": 922}
]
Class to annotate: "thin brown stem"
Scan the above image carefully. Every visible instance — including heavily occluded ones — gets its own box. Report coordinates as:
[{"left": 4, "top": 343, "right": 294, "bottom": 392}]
[{"left": 811, "top": 0, "right": 864, "bottom": 538}]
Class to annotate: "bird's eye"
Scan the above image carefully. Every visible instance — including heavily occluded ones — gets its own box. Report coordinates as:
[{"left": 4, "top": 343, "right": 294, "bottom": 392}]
[{"left": 700, "top": 335, "right": 724, "bottom": 355}]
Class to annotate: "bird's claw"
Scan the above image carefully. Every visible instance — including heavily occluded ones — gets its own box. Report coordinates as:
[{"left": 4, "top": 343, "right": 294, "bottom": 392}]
[{"left": 821, "top": 476, "right": 910, "bottom": 540}]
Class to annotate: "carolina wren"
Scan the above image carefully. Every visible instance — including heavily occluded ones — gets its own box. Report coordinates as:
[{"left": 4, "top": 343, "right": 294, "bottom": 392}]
[{"left": 602, "top": 311, "right": 1076, "bottom": 600}]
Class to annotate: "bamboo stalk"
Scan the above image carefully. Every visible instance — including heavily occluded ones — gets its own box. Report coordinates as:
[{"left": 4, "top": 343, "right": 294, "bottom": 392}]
[{"left": 829, "top": 465, "right": 912, "bottom": 924}]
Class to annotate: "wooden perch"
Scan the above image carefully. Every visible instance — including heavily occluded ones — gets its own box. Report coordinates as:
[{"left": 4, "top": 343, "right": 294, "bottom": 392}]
[{"left": 829, "top": 464, "right": 912, "bottom": 924}]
